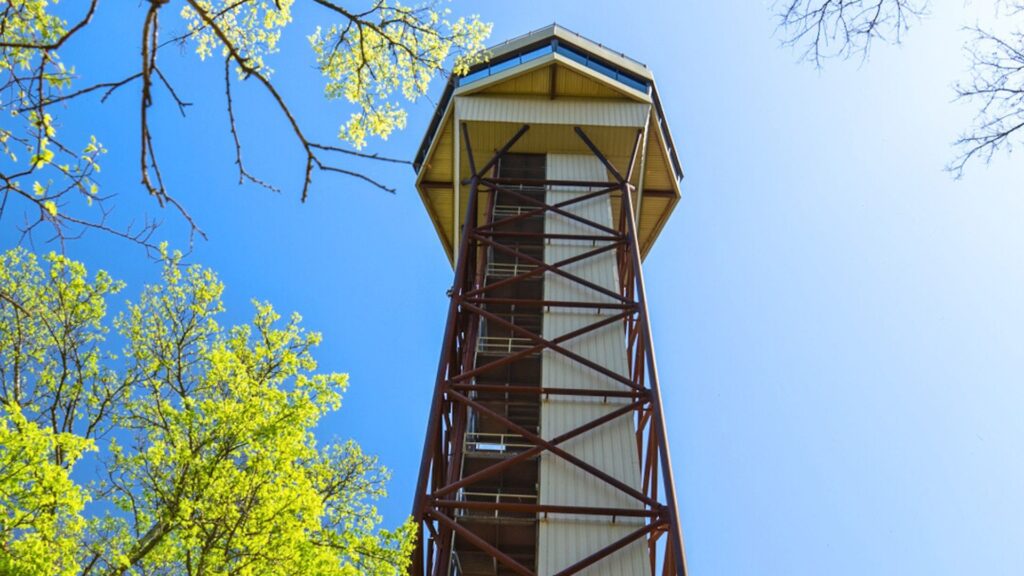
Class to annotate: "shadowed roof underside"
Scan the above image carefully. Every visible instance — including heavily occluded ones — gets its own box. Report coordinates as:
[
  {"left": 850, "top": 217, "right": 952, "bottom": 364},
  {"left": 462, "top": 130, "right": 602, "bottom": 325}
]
[{"left": 414, "top": 24, "right": 683, "bottom": 264}]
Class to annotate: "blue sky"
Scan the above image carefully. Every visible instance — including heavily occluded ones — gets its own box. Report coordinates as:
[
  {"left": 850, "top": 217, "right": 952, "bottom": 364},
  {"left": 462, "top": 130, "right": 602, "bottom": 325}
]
[{"left": 2, "top": 1, "right": 1023, "bottom": 574}]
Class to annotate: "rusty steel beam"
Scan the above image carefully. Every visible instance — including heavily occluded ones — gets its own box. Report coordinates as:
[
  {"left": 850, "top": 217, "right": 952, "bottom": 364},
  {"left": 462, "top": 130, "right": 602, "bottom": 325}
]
[
  {"left": 450, "top": 382, "right": 645, "bottom": 399},
  {"left": 411, "top": 125, "right": 530, "bottom": 575},
  {"left": 474, "top": 235, "right": 630, "bottom": 305},
  {"left": 482, "top": 176, "right": 617, "bottom": 188},
  {"left": 429, "top": 510, "right": 535, "bottom": 576},
  {"left": 464, "top": 297, "right": 635, "bottom": 310},
  {"left": 477, "top": 230, "right": 622, "bottom": 242},
  {"left": 466, "top": 124, "right": 531, "bottom": 183},
  {"left": 625, "top": 128, "right": 644, "bottom": 182},
  {"left": 412, "top": 122, "right": 687, "bottom": 576},
  {"left": 447, "top": 390, "right": 657, "bottom": 507},
  {"left": 433, "top": 500, "right": 660, "bottom": 518},
  {"left": 411, "top": 174, "right": 477, "bottom": 575},
  {"left": 485, "top": 184, "right": 624, "bottom": 237},
  {"left": 431, "top": 398, "right": 645, "bottom": 500},
  {"left": 463, "top": 301, "right": 637, "bottom": 385},
  {"left": 461, "top": 122, "right": 478, "bottom": 176},
  {"left": 575, "top": 122, "right": 688, "bottom": 575},
  {"left": 449, "top": 308, "right": 635, "bottom": 389},
  {"left": 464, "top": 240, "right": 625, "bottom": 300},
  {"left": 552, "top": 520, "right": 663, "bottom": 576},
  {"left": 460, "top": 303, "right": 642, "bottom": 391},
  {"left": 476, "top": 183, "right": 617, "bottom": 232}
]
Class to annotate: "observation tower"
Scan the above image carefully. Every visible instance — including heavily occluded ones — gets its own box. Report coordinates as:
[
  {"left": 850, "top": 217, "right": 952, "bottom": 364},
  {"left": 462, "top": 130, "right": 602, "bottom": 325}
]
[{"left": 410, "top": 24, "right": 687, "bottom": 576}]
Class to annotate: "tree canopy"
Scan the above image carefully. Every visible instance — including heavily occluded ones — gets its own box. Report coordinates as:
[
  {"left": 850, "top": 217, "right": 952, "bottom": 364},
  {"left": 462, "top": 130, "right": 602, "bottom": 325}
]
[
  {"left": 0, "top": 0, "right": 490, "bottom": 251},
  {"left": 0, "top": 246, "right": 412, "bottom": 575}
]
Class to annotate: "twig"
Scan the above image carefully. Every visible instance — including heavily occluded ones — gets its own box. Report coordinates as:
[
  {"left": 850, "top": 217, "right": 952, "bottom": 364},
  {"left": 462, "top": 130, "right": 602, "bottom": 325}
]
[{"left": 224, "top": 57, "right": 280, "bottom": 192}]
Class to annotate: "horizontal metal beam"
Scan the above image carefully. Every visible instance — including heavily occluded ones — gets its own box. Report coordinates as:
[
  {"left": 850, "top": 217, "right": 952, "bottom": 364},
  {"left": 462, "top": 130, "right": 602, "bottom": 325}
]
[
  {"left": 413, "top": 125, "right": 686, "bottom": 576},
  {"left": 464, "top": 297, "right": 637, "bottom": 311},
  {"left": 553, "top": 520, "right": 662, "bottom": 576},
  {"left": 450, "top": 383, "right": 647, "bottom": 399},
  {"left": 482, "top": 177, "right": 617, "bottom": 189},
  {"left": 431, "top": 397, "right": 644, "bottom": 500},
  {"left": 448, "top": 390, "right": 657, "bottom": 507},
  {"left": 429, "top": 510, "right": 534, "bottom": 576},
  {"left": 433, "top": 500, "right": 660, "bottom": 518},
  {"left": 465, "top": 240, "right": 624, "bottom": 300}
]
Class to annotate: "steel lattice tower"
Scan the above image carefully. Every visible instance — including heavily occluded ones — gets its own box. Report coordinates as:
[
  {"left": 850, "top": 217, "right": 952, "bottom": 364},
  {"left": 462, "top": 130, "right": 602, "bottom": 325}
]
[{"left": 410, "top": 25, "right": 687, "bottom": 576}]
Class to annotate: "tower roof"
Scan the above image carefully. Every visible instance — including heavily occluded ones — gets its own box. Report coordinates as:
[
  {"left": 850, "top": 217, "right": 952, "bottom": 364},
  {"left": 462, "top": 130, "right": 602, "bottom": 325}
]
[{"left": 414, "top": 24, "right": 683, "bottom": 263}]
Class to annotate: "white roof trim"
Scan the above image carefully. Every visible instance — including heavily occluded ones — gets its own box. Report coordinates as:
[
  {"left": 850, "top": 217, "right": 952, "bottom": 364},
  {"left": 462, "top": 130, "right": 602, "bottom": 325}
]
[{"left": 487, "top": 23, "right": 653, "bottom": 81}]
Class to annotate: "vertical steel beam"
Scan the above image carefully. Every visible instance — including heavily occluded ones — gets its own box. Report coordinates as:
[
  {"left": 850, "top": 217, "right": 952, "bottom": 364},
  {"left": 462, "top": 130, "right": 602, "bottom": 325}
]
[
  {"left": 620, "top": 169, "right": 689, "bottom": 576},
  {"left": 411, "top": 126, "right": 530, "bottom": 576},
  {"left": 411, "top": 172, "right": 478, "bottom": 576},
  {"left": 412, "top": 124, "right": 687, "bottom": 576}
]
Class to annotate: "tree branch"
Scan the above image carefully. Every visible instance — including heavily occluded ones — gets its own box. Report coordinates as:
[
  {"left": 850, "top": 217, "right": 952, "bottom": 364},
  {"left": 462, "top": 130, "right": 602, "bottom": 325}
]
[
  {"left": 0, "top": 0, "right": 98, "bottom": 50},
  {"left": 775, "top": 0, "right": 928, "bottom": 66},
  {"left": 186, "top": 0, "right": 397, "bottom": 198},
  {"left": 950, "top": 20, "right": 1024, "bottom": 178}
]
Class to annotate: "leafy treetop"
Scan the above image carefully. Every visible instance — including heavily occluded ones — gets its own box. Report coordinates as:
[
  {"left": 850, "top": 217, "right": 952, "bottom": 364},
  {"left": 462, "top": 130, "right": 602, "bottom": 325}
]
[
  {"left": 0, "top": 0, "right": 490, "bottom": 253},
  {"left": 0, "top": 245, "right": 413, "bottom": 575}
]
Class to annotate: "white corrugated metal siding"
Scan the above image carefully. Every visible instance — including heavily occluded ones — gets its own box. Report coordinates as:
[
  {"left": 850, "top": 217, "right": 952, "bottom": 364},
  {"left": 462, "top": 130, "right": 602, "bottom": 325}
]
[
  {"left": 456, "top": 96, "right": 650, "bottom": 128},
  {"left": 537, "top": 154, "right": 647, "bottom": 575}
]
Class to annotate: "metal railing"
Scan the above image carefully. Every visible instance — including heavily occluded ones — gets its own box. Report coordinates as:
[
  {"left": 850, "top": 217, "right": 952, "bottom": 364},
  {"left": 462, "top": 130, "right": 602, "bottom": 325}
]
[
  {"left": 455, "top": 489, "right": 539, "bottom": 520},
  {"left": 464, "top": 431, "right": 533, "bottom": 454},
  {"left": 476, "top": 336, "right": 537, "bottom": 355},
  {"left": 485, "top": 261, "right": 538, "bottom": 279},
  {"left": 492, "top": 204, "right": 541, "bottom": 218}
]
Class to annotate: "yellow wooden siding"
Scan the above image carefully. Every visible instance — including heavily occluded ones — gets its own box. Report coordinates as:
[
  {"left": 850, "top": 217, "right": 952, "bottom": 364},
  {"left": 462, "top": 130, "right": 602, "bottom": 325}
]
[
  {"left": 421, "top": 123, "right": 454, "bottom": 182},
  {"left": 553, "top": 64, "right": 632, "bottom": 99},
  {"left": 475, "top": 63, "right": 630, "bottom": 100},
  {"left": 637, "top": 196, "right": 672, "bottom": 256},
  {"left": 640, "top": 139, "right": 673, "bottom": 191},
  {"left": 424, "top": 188, "right": 454, "bottom": 257},
  {"left": 476, "top": 65, "right": 550, "bottom": 96}
]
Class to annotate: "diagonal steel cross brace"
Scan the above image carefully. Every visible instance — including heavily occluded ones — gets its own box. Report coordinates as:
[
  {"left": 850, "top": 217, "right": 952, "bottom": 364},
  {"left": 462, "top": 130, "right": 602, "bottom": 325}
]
[
  {"left": 431, "top": 396, "right": 645, "bottom": 500},
  {"left": 428, "top": 509, "right": 535, "bottom": 576},
  {"left": 464, "top": 239, "right": 624, "bottom": 300},
  {"left": 472, "top": 233, "right": 629, "bottom": 305},
  {"left": 457, "top": 303, "right": 640, "bottom": 391},
  {"left": 445, "top": 389, "right": 658, "bottom": 507},
  {"left": 480, "top": 183, "right": 623, "bottom": 238}
]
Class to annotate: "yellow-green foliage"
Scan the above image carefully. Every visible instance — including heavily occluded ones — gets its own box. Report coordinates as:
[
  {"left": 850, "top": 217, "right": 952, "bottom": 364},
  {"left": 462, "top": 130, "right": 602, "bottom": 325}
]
[
  {"left": 0, "top": 1, "right": 104, "bottom": 219},
  {"left": 181, "top": 0, "right": 296, "bottom": 73},
  {"left": 0, "top": 246, "right": 413, "bottom": 575},
  {"left": 307, "top": 2, "right": 490, "bottom": 147},
  {"left": 0, "top": 1, "right": 489, "bottom": 231},
  {"left": 0, "top": 405, "right": 94, "bottom": 576},
  {"left": 181, "top": 0, "right": 491, "bottom": 148}
]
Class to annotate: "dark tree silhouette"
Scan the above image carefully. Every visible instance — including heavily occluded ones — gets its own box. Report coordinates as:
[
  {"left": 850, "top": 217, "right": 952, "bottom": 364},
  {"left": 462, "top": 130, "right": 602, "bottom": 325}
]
[
  {"left": 775, "top": 0, "right": 1024, "bottom": 177},
  {"left": 776, "top": 0, "right": 927, "bottom": 65},
  {"left": 952, "top": 13, "right": 1024, "bottom": 177}
]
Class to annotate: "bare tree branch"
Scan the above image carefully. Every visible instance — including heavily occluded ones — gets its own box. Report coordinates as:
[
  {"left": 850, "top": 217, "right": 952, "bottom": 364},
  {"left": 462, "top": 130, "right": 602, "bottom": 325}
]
[
  {"left": 951, "top": 17, "right": 1024, "bottom": 177},
  {"left": 0, "top": 0, "right": 98, "bottom": 50},
  {"left": 775, "top": 0, "right": 928, "bottom": 66},
  {"left": 224, "top": 57, "right": 280, "bottom": 193},
  {"left": 0, "top": 0, "right": 486, "bottom": 254},
  {"left": 13, "top": 73, "right": 143, "bottom": 112},
  {"left": 184, "top": 0, "right": 397, "bottom": 198},
  {"left": 774, "top": 1, "right": 1024, "bottom": 177}
]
